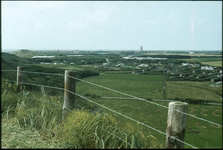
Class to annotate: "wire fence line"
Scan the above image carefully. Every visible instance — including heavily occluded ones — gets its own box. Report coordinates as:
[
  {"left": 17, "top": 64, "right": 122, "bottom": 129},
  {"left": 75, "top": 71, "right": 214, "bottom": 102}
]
[
  {"left": 65, "top": 89, "right": 198, "bottom": 149},
  {"left": 1, "top": 78, "right": 197, "bottom": 149},
  {"left": 67, "top": 75, "right": 223, "bottom": 128},
  {"left": 28, "top": 97, "right": 63, "bottom": 107},
  {"left": 2, "top": 70, "right": 223, "bottom": 127},
  {"left": 2, "top": 79, "right": 135, "bottom": 149}
]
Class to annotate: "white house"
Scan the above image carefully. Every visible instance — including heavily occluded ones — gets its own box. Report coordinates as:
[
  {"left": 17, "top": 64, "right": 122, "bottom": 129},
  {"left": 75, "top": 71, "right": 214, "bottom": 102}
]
[
  {"left": 182, "top": 63, "right": 189, "bottom": 66},
  {"left": 201, "top": 66, "right": 214, "bottom": 70},
  {"left": 138, "top": 64, "right": 149, "bottom": 67}
]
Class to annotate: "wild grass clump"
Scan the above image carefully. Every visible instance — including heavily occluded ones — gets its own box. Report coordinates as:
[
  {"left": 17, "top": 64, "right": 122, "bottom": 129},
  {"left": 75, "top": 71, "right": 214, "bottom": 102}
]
[
  {"left": 55, "top": 109, "right": 159, "bottom": 149},
  {"left": 2, "top": 80, "right": 159, "bottom": 149},
  {"left": 55, "top": 110, "right": 123, "bottom": 148}
]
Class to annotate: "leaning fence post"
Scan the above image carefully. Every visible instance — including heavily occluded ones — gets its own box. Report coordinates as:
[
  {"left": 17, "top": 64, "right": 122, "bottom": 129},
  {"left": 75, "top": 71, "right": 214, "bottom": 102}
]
[
  {"left": 165, "top": 102, "right": 188, "bottom": 149},
  {"left": 62, "top": 70, "right": 76, "bottom": 120},
  {"left": 17, "top": 66, "right": 24, "bottom": 93}
]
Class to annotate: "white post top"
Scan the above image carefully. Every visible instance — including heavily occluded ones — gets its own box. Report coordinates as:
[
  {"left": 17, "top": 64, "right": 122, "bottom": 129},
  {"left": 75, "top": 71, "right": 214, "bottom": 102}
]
[{"left": 169, "top": 102, "right": 188, "bottom": 105}]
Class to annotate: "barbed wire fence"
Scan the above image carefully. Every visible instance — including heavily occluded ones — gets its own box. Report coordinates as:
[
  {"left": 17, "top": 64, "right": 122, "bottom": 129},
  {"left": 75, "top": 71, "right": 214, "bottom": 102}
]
[{"left": 2, "top": 69, "right": 223, "bottom": 148}]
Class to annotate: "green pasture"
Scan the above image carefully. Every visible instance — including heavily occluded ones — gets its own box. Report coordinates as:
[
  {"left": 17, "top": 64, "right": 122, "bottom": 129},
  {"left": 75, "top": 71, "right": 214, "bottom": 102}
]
[
  {"left": 166, "top": 81, "right": 222, "bottom": 102},
  {"left": 75, "top": 96, "right": 222, "bottom": 149},
  {"left": 76, "top": 74, "right": 165, "bottom": 99},
  {"left": 200, "top": 61, "right": 222, "bottom": 67},
  {"left": 75, "top": 74, "right": 222, "bottom": 148},
  {"left": 178, "top": 58, "right": 222, "bottom": 67}
]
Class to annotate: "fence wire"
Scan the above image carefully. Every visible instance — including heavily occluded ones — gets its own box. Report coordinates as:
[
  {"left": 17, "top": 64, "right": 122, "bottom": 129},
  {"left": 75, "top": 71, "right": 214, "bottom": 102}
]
[
  {"left": 2, "top": 78, "right": 197, "bottom": 149},
  {"left": 1, "top": 79, "right": 136, "bottom": 149},
  {"left": 67, "top": 75, "right": 223, "bottom": 128},
  {"left": 2, "top": 71, "right": 222, "bottom": 127}
]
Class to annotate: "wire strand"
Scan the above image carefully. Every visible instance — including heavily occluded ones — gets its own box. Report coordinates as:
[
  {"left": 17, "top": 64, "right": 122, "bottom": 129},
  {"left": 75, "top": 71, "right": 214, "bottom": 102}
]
[
  {"left": 67, "top": 75, "right": 223, "bottom": 128},
  {"left": 66, "top": 89, "right": 198, "bottom": 149},
  {"left": 1, "top": 78, "right": 197, "bottom": 148},
  {"left": 2, "top": 77, "right": 222, "bottom": 128},
  {"left": 28, "top": 97, "right": 62, "bottom": 107}
]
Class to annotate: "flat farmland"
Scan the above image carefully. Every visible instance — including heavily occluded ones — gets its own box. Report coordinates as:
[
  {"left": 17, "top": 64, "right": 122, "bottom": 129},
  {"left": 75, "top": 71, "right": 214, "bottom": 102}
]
[
  {"left": 200, "top": 61, "right": 222, "bottom": 67},
  {"left": 178, "top": 58, "right": 222, "bottom": 67},
  {"left": 76, "top": 74, "right": 165, "bottom": 99},
  {"left": 165, "top": 81, "right": 222, "bottom": 102}
]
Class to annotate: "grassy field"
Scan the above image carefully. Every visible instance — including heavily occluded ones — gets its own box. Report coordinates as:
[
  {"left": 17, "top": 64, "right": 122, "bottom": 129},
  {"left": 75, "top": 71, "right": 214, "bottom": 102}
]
[
  {"left": 75, "top": 95, "right": 222, "bottom": 149},
  {"left": 178, "top": 58, "right": 222, "bottom": 67},
  {"left": 74, "top": 74, "right": 222, "bottom": 148},
  {"left": 2, "top": 81, "right": 158, "bottom": 149},
  {"left": 76, "top": 74, "right": 165, "bottom": 99},
  {"left": 166, "top": 81, "right": 222, "bottom": 102},
  {"left": 200, "top": 61, "right": 222, "bottom": 67}
]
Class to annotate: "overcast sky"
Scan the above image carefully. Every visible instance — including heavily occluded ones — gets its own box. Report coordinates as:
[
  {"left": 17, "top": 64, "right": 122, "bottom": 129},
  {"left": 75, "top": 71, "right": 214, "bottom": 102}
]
[{"left": 2, "top": 1, "right": 222, "bottom": 51}]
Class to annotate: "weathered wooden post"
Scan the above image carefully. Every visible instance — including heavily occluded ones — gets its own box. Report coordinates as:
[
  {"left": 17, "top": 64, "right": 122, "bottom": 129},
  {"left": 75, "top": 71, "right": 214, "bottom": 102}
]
[
  {"left": 62, "top": 70, "right": 76, "bottom": 120},
  {"left": 165, "top": 102, "right": 188, "bottom": 149},
  {"left": 17, "top": 66, "right": 24, "bottom": 93}
]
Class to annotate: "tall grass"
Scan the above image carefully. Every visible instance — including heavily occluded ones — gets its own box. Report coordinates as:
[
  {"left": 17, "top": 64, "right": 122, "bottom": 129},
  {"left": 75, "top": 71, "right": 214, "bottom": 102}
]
[{"left": 1, "top": 79, "right": 158, "bottom": 149}]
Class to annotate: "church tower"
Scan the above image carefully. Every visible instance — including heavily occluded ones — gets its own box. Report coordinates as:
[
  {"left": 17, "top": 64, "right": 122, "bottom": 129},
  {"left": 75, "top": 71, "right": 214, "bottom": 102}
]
[{"left": 140, "top": 46, "right": 143, "bottom": 52}]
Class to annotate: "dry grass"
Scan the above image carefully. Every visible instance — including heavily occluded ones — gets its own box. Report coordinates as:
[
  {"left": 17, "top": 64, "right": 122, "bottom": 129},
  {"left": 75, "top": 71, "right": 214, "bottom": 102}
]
[{"left": 1, "top": 118, "right": 63, "bottom": 149}]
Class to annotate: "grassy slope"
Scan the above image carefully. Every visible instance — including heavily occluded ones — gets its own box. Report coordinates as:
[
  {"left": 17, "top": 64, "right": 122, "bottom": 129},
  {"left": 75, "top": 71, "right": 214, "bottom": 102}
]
[
  {"left": 2, "top": 81, "right": 159, "bottom": 149},
  {"left": 12, "top": 49, "right": 38, "bottom": 58},
  {"left": 1, "top": 52, "right": 29, "bottom": 81},
  {"left": 1, "top": 52, "right": 29, "bottom": 66}
]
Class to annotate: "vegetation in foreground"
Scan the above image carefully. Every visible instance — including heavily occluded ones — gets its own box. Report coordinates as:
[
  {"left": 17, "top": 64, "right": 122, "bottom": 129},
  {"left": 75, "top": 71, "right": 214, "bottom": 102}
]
[{"left": 1, "top": 80, "right": 159, "bottom": 149}]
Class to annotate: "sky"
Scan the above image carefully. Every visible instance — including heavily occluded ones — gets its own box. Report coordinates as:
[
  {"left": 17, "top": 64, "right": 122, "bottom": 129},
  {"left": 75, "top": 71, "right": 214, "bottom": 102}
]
[{"left": 1, "top": 1, "right": 222, "bottom": 51}]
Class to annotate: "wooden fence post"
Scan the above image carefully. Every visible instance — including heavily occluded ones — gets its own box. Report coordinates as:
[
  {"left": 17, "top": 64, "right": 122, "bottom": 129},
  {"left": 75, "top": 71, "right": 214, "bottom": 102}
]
[
  {"left": 62, "top": 70, "right": 76, "bottom": 120},
  {"left": 17, "top": 66, "right": 24, "bottom": 93},
  {"left": 165, "top": 102, "right": 188, "bottom": 149}
]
